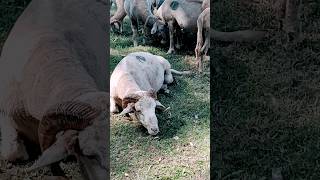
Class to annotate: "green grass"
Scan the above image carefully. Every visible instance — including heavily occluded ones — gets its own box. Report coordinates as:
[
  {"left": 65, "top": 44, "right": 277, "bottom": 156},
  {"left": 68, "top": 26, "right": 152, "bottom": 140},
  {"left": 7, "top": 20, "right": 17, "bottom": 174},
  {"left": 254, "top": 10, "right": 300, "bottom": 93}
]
[
  {"left": 110, "top": 8, "right": 210, "bottom": 180},
  {"left": 212, "top": 0, "right": 320, "bottom": 179},
  {"left": 0, "top": 0, "right": 31, "bottom": 52}
]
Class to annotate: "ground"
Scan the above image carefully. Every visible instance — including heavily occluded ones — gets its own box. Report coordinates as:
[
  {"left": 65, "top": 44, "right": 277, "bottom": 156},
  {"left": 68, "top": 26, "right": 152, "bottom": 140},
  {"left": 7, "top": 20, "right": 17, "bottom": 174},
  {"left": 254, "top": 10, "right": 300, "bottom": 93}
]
[
  {"left": 110, "top": 6, "right": 210, "bottom": 180},
  {"left": 212, "top": 0, "right": 320, "bottom": 179}
]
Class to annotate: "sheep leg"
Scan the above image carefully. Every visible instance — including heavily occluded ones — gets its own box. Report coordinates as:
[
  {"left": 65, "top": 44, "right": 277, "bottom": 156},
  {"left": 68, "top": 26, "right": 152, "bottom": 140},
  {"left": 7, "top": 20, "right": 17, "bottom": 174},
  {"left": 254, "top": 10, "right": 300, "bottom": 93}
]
[
  {"left": 167, "top": 20, "right": 176, "bottom": 54},
  {"left": 0, "top": 115, "right": 29, "bottom": 162},
  {"left": 195, "top": 18, "right": 204, "bottom": 72},
  {"left": 164, "top": 69, "right": 174, "bottom": 84},
  {"left": 130, "top": 19, "right": 139, "bottom": 46},
  {"left": 120, "top": 21, "right": 123, "bottom": 33},
  {"left": 199, "top": 34, "right": 210, "bottom": 72},
  {"left": 201, "top": 32, "right": 210, "bottom": 55},
  {"left": 142, "top": 27, "right": 146, "bottom": 45},
  {"left": 175, "top": 27, "right": 183, "bottom": 50},
  {"left": 110, "top": 98, "right": 119, "bottom": 113}
]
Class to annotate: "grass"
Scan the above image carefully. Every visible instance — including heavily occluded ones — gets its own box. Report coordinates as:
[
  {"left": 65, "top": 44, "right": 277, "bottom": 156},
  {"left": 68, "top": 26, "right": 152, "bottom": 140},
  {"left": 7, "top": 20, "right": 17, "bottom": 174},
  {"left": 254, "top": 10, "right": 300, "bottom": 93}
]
[
  {"left": 110, "top": 6, "right": 210, "bottom": 180},
  {"left": 0, "top": 0, "right": 31, "bottom": 52},
  {"left": 212, "top": 0, "right": 320, "bottom": 179}
]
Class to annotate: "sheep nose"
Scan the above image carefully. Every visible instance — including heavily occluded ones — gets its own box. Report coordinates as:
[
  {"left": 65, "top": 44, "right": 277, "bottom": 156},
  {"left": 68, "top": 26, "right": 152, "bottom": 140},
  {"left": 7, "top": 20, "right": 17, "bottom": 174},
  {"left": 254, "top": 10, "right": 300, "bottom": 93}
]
[{"left": 151, "top": 128, "right": 159, "bottom": 133}]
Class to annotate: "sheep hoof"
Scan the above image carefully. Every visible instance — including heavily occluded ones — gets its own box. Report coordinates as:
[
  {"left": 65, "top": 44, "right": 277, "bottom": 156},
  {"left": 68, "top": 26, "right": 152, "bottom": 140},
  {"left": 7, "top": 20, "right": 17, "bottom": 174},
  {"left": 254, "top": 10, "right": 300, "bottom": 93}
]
[
  {"left": 175, "top": 44, "right": 182, "bottom": 49},
  {"left": 142, "top": 39, "right": 147, "bottom": 45},
  {"left": 166, "top": 49, "right": 175, "bottom": 54}
]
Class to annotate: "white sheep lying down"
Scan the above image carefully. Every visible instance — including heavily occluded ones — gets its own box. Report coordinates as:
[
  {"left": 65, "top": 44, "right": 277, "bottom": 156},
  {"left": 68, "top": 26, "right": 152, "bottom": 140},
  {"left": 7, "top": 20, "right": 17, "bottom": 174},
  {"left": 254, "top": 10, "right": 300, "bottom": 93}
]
[{"left": 110, "top": 52, "right": 189, "bottom": 135}]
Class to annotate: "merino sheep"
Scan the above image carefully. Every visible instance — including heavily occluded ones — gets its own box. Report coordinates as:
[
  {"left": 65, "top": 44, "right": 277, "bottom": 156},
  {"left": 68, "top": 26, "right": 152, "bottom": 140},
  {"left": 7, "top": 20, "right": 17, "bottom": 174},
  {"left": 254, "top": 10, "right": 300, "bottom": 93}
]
[
  {"left": 110, "top": 52, "right": 190, "bottom": 135},
  {"left": 0, "top": 0, "right": 108, "bottom": 179}
]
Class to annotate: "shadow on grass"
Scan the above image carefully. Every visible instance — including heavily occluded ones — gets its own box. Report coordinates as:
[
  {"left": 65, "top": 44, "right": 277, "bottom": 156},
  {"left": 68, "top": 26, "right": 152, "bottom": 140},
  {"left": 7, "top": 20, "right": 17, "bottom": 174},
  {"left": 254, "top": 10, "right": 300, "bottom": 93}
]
[
  {"left": 211, "top": 1, "right": 320, "bottom": 177},
  {"left": 0, "top": 0, "right": 31, "bottom": 51}
]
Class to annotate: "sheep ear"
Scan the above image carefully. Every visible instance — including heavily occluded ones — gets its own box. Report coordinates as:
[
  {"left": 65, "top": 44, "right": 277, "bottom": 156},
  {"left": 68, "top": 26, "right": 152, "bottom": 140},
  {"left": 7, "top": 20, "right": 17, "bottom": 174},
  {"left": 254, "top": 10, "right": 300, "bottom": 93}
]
[
  {"left": 155, "top": 100, "right": 166, "bottom": 111},
  {"left": 122, "top": 93, "right": 141, "bottom": 108},
  {"left": 119, "top": 103, "right": 135, "bottom": 115}
]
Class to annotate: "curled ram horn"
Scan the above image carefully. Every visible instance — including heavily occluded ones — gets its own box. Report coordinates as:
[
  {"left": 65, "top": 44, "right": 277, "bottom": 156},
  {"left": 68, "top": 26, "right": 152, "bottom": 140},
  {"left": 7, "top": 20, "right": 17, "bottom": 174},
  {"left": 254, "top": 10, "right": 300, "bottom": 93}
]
[{"left": 38, "top": 101, "right": 101, "bottom": 152}]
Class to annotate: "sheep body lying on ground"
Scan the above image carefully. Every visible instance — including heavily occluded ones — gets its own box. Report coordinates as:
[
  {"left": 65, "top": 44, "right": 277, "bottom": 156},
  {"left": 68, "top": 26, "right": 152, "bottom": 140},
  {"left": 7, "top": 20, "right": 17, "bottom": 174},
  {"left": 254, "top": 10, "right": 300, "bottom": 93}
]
[{"left": 110, "top": 52, "right": 190, "bottom": 135}]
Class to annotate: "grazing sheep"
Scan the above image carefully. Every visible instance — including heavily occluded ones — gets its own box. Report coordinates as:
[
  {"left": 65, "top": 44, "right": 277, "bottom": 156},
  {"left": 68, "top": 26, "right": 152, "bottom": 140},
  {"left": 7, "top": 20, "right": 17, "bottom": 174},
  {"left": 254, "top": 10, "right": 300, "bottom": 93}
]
[
  {"left": 110, "top": 0, "right": 127, "bottom": 33},
  {"left": 110, "top": 52, "right": 190, "bottom": 135},
  {"left": 124, "top": 0, "right": 168, "bottom": 47},
  {"left": 0, "top": 0, "right": 108, "bottom": 179},
  {"left": 155, "top": 0, "right": 203, "bottom": 54},
  {"left": 195, "top": 7, "right": 210, "bottom": 72}
]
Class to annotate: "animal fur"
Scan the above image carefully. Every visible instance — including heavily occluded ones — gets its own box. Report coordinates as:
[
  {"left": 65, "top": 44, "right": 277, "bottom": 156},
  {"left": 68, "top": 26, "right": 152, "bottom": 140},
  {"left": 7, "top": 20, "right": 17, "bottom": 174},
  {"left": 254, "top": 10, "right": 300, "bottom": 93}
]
[{"left": 0, "top": 0, "right": 108, "bottom": 179}]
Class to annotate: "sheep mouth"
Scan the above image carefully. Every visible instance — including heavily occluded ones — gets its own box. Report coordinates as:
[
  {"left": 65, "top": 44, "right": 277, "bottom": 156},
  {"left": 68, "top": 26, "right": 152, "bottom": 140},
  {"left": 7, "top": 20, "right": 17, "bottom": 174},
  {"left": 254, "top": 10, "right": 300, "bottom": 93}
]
[{"left": 147, "top": 127, "right": 159, "bottom": 135}]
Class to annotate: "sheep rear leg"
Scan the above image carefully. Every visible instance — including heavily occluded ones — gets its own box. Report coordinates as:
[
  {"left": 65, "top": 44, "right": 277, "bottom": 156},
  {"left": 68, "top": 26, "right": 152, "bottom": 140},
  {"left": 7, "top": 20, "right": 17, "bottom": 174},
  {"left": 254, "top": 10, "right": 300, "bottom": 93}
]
[
  {"left": 195, "top": 19, "right": 204, "bottom": 72},
  {"left": 130, "top": 19, "right": 139, "bottom": 47},
  {"left": 175, "top": 27, "right": 183, "bottom": 50},
  {"left": 0, "top": 115, "right": 29, "bottom": 162},
  {"left": 142, "top": 27, "right": 147, "bottom": 45},
  {"left": 199, "top": 34, "right": 210, "bottom": 72},
  {"left": 201, "top": 32, "right": 210, "bottom": 55}
]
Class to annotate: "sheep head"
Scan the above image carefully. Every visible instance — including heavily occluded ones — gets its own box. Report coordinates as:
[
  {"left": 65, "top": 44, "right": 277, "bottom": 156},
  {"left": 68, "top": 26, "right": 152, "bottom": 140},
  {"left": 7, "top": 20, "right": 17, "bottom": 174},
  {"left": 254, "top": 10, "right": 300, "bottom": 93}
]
[
  {"left": 29, "top": 101, "right": 108, "bottom": 180},
  {"left": 150, "top": 20, "right": 168, "bottom": 44},
  {"left": 119, "top": 89, "right": 166, "bottom": 135}
]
